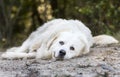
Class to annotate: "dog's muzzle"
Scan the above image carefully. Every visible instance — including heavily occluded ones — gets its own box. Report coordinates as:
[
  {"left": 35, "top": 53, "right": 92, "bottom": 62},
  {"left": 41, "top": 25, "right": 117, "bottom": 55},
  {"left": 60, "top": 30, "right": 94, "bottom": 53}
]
[
  {"left": 59, "top": 49, "right": 66, "bottom": 57},
  {"left": 56, "top": 49, "right": 66, "bottom": 60}
]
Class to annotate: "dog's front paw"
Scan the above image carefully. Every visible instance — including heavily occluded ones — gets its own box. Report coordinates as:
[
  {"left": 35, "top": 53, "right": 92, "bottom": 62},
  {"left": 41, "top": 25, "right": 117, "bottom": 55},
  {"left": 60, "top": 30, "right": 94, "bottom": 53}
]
[
  {"left": 1, "top": 52, "right": 15, "bottom": 59},
  {"left": 1, "top": 52, "right": 26, "bottom": 59},
  {"left": 1, "top": 52, "right": 36, "bottom": 59}
]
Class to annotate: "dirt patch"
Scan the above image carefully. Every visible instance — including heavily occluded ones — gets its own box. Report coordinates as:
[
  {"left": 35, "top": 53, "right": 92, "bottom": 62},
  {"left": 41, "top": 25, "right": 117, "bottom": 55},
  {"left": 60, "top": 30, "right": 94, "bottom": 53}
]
[{"left": 0, "top": 44, "right": 120, "bottom": 77}]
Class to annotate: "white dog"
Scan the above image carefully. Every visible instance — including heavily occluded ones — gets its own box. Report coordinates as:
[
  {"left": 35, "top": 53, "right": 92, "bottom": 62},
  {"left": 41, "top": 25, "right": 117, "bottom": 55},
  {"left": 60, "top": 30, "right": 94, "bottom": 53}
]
[{"left": 1, "top": 19, "right": 119, "bottom": 60}]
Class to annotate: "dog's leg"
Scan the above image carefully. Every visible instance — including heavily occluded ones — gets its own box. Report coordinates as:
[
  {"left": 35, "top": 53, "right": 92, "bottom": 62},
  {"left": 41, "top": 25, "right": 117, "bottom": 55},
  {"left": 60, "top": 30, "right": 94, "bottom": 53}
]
[
  {"left": 1, "top": 31, "right": 39, "bottom": 59},
  {"left": 1, "top": 51, "right": 36, "bottom": 59}
]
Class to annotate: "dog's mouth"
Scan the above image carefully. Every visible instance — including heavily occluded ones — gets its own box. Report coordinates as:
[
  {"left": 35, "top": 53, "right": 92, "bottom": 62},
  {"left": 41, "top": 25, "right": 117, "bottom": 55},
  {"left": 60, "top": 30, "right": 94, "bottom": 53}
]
[
  {"left": 55, "top": 56, "right": 64, "bottom": 61},
  {"left": 53, "top": 52, "right": 64, "bottom": 61},
  {"left": 55, "top": 58, "right": 64, "bottom": 61}
]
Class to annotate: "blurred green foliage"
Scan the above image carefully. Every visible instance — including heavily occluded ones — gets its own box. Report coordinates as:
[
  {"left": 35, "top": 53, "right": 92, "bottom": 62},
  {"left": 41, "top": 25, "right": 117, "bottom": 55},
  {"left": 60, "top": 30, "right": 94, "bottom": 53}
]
[{"left": 0, "top": 0, "right": 120, "bottom": 47}]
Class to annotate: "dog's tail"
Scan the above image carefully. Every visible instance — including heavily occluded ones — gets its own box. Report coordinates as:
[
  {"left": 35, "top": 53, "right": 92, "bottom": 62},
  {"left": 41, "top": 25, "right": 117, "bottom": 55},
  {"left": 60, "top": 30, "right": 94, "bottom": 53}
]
[{"left": 93, "top": 34, "right": 119, "bottom": 46}]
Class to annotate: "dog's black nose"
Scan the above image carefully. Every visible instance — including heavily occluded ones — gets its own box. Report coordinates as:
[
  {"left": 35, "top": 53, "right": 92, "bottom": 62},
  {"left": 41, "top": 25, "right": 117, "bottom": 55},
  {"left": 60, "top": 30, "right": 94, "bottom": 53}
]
[{"left": 59, "top": 49, "right": 66, "bottom": 57}]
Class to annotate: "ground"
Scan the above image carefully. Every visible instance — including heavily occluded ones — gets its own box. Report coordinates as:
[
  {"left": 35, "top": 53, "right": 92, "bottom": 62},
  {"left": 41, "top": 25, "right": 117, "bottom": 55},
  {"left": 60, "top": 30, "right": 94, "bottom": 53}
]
[{"left": 0, "top": 44, "right": 120, "bottom": 77}]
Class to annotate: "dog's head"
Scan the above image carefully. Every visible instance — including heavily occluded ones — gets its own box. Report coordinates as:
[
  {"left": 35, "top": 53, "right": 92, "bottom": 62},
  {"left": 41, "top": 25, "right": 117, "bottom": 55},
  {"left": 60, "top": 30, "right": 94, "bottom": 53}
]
[{"left": 47, "top": 32, "right": 88, "bottom": 60}]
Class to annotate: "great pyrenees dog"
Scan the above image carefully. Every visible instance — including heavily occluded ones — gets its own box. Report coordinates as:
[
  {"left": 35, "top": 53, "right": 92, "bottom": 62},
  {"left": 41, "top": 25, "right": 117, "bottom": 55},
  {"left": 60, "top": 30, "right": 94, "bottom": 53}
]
[{"left": 1, "top": 19, "right": 119, "bottom": 60}]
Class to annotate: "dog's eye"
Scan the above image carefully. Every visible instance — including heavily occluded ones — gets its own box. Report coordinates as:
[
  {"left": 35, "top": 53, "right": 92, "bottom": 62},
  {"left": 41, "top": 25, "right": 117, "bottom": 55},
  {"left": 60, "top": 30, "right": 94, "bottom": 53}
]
[
  {"left": 70, "top": 46, "right": 75, "bottom": 51},
  {"left": 59, "top": 41, "right": 64, "bottom": 45}
]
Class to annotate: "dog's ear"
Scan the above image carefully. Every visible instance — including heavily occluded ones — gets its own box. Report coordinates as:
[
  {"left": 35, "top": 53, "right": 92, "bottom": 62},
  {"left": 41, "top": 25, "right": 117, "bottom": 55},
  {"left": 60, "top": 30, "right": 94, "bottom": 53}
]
[
  {"left": 81, "top": 39, "right": 90, "bottom": 55},
  {"left": 78, "top": 35, "right": 90, "bottom": 55},
  {"left": 47, "top": 33, "right": 59, "bottom": 50}
]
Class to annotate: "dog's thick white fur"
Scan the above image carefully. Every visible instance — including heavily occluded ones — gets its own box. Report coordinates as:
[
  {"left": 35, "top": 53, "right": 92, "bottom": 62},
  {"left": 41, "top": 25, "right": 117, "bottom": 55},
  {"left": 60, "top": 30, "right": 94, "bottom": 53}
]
[{"left": 1, "top": 19, "right": 119, "bottom": 60}]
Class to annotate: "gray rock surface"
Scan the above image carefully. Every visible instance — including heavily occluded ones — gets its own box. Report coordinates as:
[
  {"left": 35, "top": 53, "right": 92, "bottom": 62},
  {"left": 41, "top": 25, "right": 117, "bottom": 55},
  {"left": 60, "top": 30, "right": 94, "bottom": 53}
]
[{"left": 0, "top": 44, "right": 120, "bottom": 77}]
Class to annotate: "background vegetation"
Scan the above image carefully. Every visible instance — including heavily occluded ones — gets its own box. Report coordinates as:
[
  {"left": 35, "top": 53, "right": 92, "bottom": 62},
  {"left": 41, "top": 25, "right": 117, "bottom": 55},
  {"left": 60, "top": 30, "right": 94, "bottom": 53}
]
[{"left": 0, "top": 0, "right": 120, "bottom": 48}]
